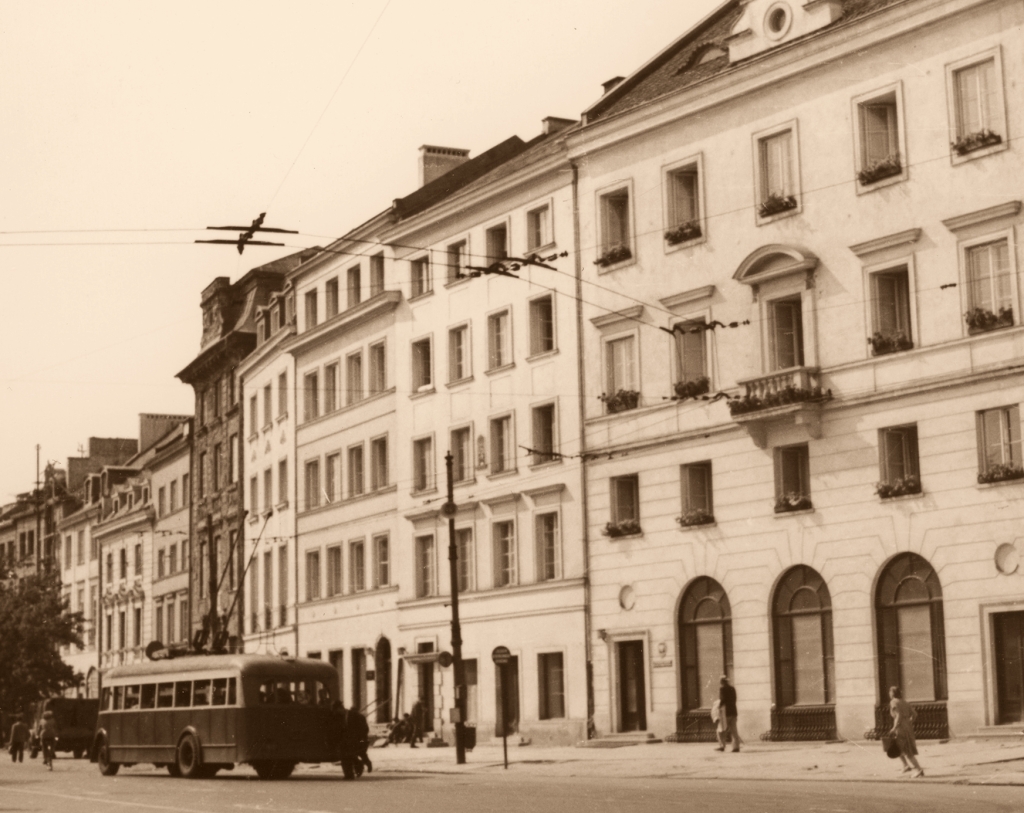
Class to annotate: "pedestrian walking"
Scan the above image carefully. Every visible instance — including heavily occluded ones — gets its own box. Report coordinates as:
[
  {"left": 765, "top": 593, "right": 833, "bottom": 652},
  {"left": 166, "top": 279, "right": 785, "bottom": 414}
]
[
  {"left": 332, "top": 701, "right": 360, "bottom": 780},
  {"left": 715, "top": 675, "right": 742, "bottom": 753},
  {"left": 348, "top": 706, "right": 372, "bottom": 777},
  {"left": 889, "top": 686, "right": 924, "bottom": 778},
  {"left": 9, "top": 715, "right": 29, "bottom": 763},
  {"left": 407, "top": 700, "right": 424, "bottom": 748},
  {"left": 38, "top": 710, "right": 57, "bottom": 770}
]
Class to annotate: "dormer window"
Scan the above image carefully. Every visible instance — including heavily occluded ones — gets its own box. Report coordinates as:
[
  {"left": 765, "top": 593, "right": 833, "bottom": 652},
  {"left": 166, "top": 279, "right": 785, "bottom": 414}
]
[
  {"left": 728, "top": 0, "right": 843, "bottom": 63},
  {"left": 764, "top": 3, "right": 791, "bottom": 40},
  {"left": 270, "top": 303, "right": 280, "bottom": 333}
]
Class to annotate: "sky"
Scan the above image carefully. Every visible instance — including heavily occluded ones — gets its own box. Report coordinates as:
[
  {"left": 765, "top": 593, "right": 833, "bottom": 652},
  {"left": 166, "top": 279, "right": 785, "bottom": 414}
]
[{"left": 0, "top": 0, "right": 721, "bottom": 502}]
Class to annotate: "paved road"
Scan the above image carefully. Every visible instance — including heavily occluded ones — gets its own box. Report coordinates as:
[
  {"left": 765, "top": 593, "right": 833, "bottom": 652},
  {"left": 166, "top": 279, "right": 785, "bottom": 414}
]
[{"left": 1, "top": 756, "right": 1021, "bottom": 813}]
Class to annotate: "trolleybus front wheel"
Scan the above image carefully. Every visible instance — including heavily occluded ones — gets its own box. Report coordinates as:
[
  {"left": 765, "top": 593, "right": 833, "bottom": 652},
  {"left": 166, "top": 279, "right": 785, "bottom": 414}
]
[
  {"left": 96, "top": 736, "right": 120, "bottom": 776},
  {"left": 176, "top": 733, "right": 206, "bottom": 779}
]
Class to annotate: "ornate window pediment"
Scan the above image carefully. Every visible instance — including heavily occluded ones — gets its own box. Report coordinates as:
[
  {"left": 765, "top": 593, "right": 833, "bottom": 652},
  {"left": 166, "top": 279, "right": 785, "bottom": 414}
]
[{"left": 733, "top": 244, "right": 818, "bottom": 300}]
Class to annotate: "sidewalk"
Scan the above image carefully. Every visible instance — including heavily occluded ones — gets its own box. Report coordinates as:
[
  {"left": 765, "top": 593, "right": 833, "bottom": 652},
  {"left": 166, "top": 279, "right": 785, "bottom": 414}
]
[{"left": 307, "top": 735, "right": 1024, "bottom": 785}]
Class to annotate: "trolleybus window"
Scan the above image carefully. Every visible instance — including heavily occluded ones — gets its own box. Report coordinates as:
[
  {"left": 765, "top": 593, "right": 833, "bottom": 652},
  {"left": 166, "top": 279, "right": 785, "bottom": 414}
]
[
  {"left": 174, "top": 681, "right": 191, "bottom": 707},
  {"left": 141, "top": 684, "right": 156, "bottom": 709},
  {"left": 193, "top": 679, "right": 211, "bottom": 706},
  {"left": 124, "top": 685, "right": 141, "bottom": 710},
  {"left": 157, "top": 682, "right": 174, "bottom": 708},
  {"left": 113, "top": 686, "right": 124, "bottom": 710}
]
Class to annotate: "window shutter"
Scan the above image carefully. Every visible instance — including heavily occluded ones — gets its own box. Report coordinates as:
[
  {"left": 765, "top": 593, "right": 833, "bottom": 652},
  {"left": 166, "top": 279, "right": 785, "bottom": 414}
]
[
  {"left": 775, "top": 615, "right": 795, "bottom": 707},
  {"left": 1009, "top": 406, "right": 1022, "bottom": 466},
  {"left": 822, "top": 611, "right": 835, "bottom": 704}
]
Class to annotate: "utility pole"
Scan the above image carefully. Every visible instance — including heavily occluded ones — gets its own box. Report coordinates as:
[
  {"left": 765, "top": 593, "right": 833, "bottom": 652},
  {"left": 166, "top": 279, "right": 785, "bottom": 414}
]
[
  {"left": 442, "top": 452, "right": 467, "bottom": 765},
  {"left": 35, "top": 444, "right": 42, "bottom": 572},
  {"left": 207, "top": 514, "right": 219, "bottom": 643}
]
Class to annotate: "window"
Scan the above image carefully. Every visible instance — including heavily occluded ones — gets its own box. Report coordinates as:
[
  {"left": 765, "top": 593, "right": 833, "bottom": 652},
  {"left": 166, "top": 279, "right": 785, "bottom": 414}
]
[
  {"left": 326, "top": 546, "right": 342, "bottom": 596},
  {"left": 305, "top": 460, "right": 321, "bottom": 510},
  {"left": 527, "top": 205, "right": 551, "bottom": 251},
  {"left": 306, "top": 550, "right": 321, "bottom": 601},
  {"left": 680, "top": 462, "right": 714, "bottom": 524},
  {"left": 370, "top": 436, "right": 388, "bottom": 490},
  {"left": 411, "top": 256, "right": 431, "bottom": 298},
  {"left": 249, "top": 475, "right": 258, "bottom": 516},
  {"left": 370, "top": 253, "right": 385, "bottom": 296},
  {"left": 412, "top": 436, "right": 434, "bottom": 492},
  {"left": 348, "top": 445, "right": 364, "bottom": 498},
  {"left": 769, "top": 297, "right": 804, "bottom": 370},
  {"left": 169, "top": 481, "right": 178, "bottom": 512},
  {"left": 158, "top": 549, "right": 166, "bottom": 579},
  {"left": 263, "top": 385, "right": 272, "bottom": 428},
  {"left": 538, "top": 653, "right": 565, "bottom": 719},
  {"left": 346, "top": 353, "right": 363, "bottom": 405},
  {"left": 451, "top": 427, "right": 472, "bottom": 482},
  {"left": 180, "top": 600, "right": 188, "bottom": 643},
  {"left": 158, "top": 487, "right": 166, "bottom": 518},
  {"left": 324, "top": 362, "right": 339, "bottom": 413},
  {"left": 487, "top": 309, "right": 511, "bottom": 370},
  {"left": 198, "top": 451, "right": 206, "bottom": 498},
  {"left": 528, "top": 295, "right": 555, "bottom": 356},
  {"left": 598, "top": 187, "right": 631, "bottom": 263},
  {"left": 278, "top": 459, "right": 287, "bottom": 505},
  {"left": 875, "top": 553, "right": 947, "bottom": 703},
  {"left": 772, "top": 566, "right": 834, "bottom": 708},
  {"left": 325, "top": 453, "right": 340, "bottom": 504},
  {"left": 182, "top": 473, "right": 189, "bottom": 506},
  {"left": 156, "top": 604, "right": 164, "bottom": 645},
  {"left": 447, "top": 240, "right": 467, "bottom": 283},
  {"left": 369, "top": 342, "right": 386, "bottom": 394},
  {"left": 531, "top": 404, "right": 556, "bottom": 465},
  {"left": 326, "top": 277, "right": 339, "bottom": 318},
  {"left": 305, "top": 289, "right": 318, "bottom": 329},
  {"left": 757, "top": 127, "right": 797, "bottom": 215},
  {"left": 249, "top": 395, "right": 257, "bottom": 436},
  {"left": 229, "top": 434, "right": 238, "bottom": 483},
  {"left": 77, "top": 530, "right": 85, "bottom": 565},
  {"left": 775, "top": 444, "right": 811, "bottom": 512},
  {"left": 263, "top": 551, "right": 272, "bottom": 629},
  {"left": 977, "top": 405, "right": 1022, "bottom": 479},
  {"left": 374, "top": 534, "right": 390, "bottom": 588},
  {"left": 870, "top": 268, "right": 912, "bottom": 353},
  {"left": 277, "top": 372, "right": 288, "bottom": 418},
  {"left": 856, "top": 90, "right": 902, "bottom": 185},
  {"left": 263, "top": 469, "right": 272, "bottom": 513},
  {"left": 605, "top": 334, "right": 637, "bottom": 398},
  {"left": 166, "top": 598, "right": 175, "bottom": 643},
  {"left": 665, "top": 162, "right": 702, "bottom": 244},
  {"left": 133, "top": 607, "right": 142, "bottom": 647},
  {"left": 610, "top": 474, "right": 640, "bottom": 526},
  {"left": 349, "top": 540, "right": 365, "bottom": 592},
  {"left": 169, "top": 544, "right": 177, "bottom": 574},
  {"left": 674, "top": 320, "right": 708, "bottom": 392},
  {"left": 415, "top": 535, "right": 436, "bottom": 597},
  {"left": 448, "top": 325, "right": 470, "bottom": 382},
  {"left": 347, "top": 266, "right": 361, "bottom": 308},
  {"left": 304, "top": 371, "right": 319, "bottom": 422},
  {"left": 490, "top": 415, "right": 514, "bottom": 474},
  {"left": 536, "top": 512, "right": 560, "bottom": 581},
  {"left": 493, "top": 521, "right": 517, "bottom": 587},
  {"left": 485, "top": 223, "right": 508, "bottom": 261},
  {"left": 412, "top": 338, "right": 433, "bottom": 392},
  {"left": 456, "top": 528, "right": 473, "bottom": 592},
  {"left": 679, "top": 577, "right": 733, "bottom": 711},
  {"left": 950, "top": 52, "right": 1004, "bottom": 154},
  {"left": 878, "top": 426, "right": 920, "bottom": 494},
  {"left": 965, "top": 240, "right": 1013, "bottom": 329},
  {"left": 278, "top": 545, "right": 288, "bottom": 627}
]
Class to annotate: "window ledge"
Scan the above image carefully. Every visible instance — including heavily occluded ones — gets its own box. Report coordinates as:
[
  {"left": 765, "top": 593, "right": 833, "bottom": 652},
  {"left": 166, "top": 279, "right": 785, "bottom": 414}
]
[
  {"left": 453, "top": 477, "right": 477, "bottom": 488},
  {"left": 275, "top": 501, "right": 289, "bottom": 511},
  {"left": 486, "top": 469, "right": 519, "bottom": 481},
  {"left": 447, "top": 376, "right": 475, "bottom": 390},
  {"left": 445, "top": 277, "right": 472, "bottom": 290},
  {"left": 528, "top": 241, "right": 557, "bottom": 256},
  {"left": 606, "top": 532, "right": 643, "bottom": 541},
  {"left": 409, "top": 387, "right": 436, "bottom": 400},
  {"left": 855, "top": 170, "right": 907, "bottom": 195},
  {"left": 756, "top": 202, "right": 802, "bottom": 227},
  {"left": 248, "top": 514, "right": 260, "bottom": 525},
  {"left": 595, "top": 257, "right": 636, "bottom": 275},
  {"left": 408, "top": 290, "right": 435, "bottom": 303},
  {"left": 878, "top": 491, "right": 923, "bottom": 503},
  {"left": 276, "top": 413, "right": 288, "bottom": 423},
  {"left": 526, "top": 349, "right": 559, "bottom": 363},
  {"left": 951, "top": 139, "right": 1007, "bottom": 167},
  {"left": 261, "top": 423, "right": 273, "bottom": 433},
  {"left": 247, "top": 433, "right": 258, "bottom": 442},
  {"left": 976, "top": 478, "right": 1024, "bottom": 490},
  {"left": 677, "top": 522, "right": 717, "bottom": 533},
  {"left": 411, "top": 487, "right": 439, "bottom": 498},
  {"left": 773, "top": 508, "right": 815, "bottom": 518},
  {"left": 528, "top": 459, "right": 563, "bottom": 471},
  {"left": 485, "top": 363, "right": 516, "bottom": 377},
  {"left": 664, "top": 232, "right": 707, "bottom": 254}
]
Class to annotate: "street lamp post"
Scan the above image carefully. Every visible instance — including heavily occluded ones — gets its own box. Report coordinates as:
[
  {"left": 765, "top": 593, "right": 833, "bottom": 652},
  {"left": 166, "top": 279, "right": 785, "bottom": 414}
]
[{"left": 443, "top": 452, "right": 467, "bottom": 765}]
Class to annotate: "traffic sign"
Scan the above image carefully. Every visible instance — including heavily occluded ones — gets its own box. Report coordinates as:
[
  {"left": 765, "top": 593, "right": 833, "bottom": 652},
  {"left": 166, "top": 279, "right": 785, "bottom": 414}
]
[
  {"left": 491, "top": 645, "right": 511, "bottom": 665},
  {"left": 438, "top": 651, "right": 453, "bottom": 668}
]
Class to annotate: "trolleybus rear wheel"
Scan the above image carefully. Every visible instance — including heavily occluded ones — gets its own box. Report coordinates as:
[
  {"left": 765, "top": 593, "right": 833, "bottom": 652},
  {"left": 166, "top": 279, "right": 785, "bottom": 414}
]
[{"left": 96, "top": 736, "right": 120, "bottom": 776}]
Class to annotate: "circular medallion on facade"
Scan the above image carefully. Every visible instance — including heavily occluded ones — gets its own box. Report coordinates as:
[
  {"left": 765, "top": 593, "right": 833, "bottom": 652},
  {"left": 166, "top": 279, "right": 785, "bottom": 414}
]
[
  {"left": 764, "top": 2, "right": 792, "bottom": 40},
  {"left": 995, "top": 542, "right": 1019, "bottom": 574},
  {"left": 618, "top": 584, "right": 636, "bottom": 611}
]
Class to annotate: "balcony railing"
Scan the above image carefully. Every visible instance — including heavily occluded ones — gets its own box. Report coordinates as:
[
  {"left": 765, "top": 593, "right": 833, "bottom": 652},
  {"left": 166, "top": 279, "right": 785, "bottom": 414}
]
[{"left": 730, "top": 367, "right": 823, "bottom": 415}]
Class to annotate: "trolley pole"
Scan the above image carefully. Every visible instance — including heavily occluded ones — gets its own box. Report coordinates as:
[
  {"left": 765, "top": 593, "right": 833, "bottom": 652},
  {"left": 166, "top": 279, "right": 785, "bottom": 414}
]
[{"left": 443, "top": 452, "right": 467, "bottom": 765}]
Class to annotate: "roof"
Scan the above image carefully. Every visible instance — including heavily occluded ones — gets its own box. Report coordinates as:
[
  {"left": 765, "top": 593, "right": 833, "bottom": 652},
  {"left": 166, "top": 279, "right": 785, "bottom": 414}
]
[
  {"left": 103, "top": 653, "right": 337, "bottom": 680},
  {"left": 585, "top": 0, "right": 907, "bottom": 123}
]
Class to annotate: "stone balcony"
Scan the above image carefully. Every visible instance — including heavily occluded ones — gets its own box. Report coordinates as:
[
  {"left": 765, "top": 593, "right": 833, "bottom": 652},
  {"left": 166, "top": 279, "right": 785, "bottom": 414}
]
[{"left": 729, "top": 366, "right": 827, "bottom": 448}]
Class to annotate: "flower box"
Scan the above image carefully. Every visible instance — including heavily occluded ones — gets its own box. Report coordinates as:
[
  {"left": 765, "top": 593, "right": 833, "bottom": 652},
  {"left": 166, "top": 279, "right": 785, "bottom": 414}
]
[
  {"left": 978, "top": 463, "right": 1024, "bottom": 485},
  {"left": 728, "top": 385, "right": 826, "bottom": 416},
  {"left": 774, "top": 493, "right": 813, "bottom": 514},
  {"left": 594, "top": 245, "right": 633, "bottom": 267},
  {"left": 677, "top": 509, "right": 715, "bottom": 528},
  {"left": 868, "top": 331, "right": 913, "bottom": 356},
  {"left": 600, "top": 389, "right": 640, "bottom": 414},
  {"left": 876, "top": 475, "right": 921, "bottom": 499},
  {"left": 665, "top": 220, "right": 702, "bottom": 245},
  {"left": 758, "top": 193, "right": 798, "bottom": 218},
  {"left": 604, "top": 519, "right": 642, "bottom": 538},
  {"left": 965, "top": 307, "right": 1013, "bottom": 334},
  {"left": 951, "top": 129, "right": 1002, "bottom": 156},
  {"left": 673, "top": 377, "right": 710, "bottom": 400},
  {"left": 857, "top": 154, "right": 902, "bottom": 185}
]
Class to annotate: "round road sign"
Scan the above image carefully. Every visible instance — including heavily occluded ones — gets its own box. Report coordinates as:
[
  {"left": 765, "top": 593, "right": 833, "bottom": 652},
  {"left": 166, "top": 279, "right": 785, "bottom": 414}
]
[{"left": 491, "top": 645, "right": 511, "bottom": 665}]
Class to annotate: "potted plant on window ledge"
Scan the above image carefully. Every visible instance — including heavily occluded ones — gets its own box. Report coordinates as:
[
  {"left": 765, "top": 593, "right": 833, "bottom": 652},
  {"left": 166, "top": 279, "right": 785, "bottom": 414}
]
[
  {"left": 875, "top": 475, "right": 921, "bottom": 499},
  {"left": 868, "top": 331, "right": 913, "bottom": 356},
  {"left": 603, "top": 519, "right": 642, "bottom": 538},
  {"left": 965, "top": 306, "right": 1013, "bottom": 334},
  {"left": 673, "top": 376, "right": 710, "bottom": 400},
  {"left": 977, "top": 463, "right": 1024, "bottom": 485},
  {"left": 857, "top": 153, "right": 902, "bottom": 185},
  {"left": 951, "top": 129, "right": 1002, "bottom": 156},
  {"left": 727, "top": 385, "right": 829, "bottom": 416},
  {"left": 676, "top": 508, "right": 715, "bottom": 528},
  {"left": 665, "top": 220, "right": 702, "bottom": 245},
  {"left": 594, "top": 244, "right": 633, "bottom": 267},
  {"left": 758, "top": 192, "right": 797, "bottom": 218},
  {"left": 599, "top": 389, "right": 641, "bottom": 414},
  {"left": 774, "top": 493, "right": 812, "bottom": 514}
]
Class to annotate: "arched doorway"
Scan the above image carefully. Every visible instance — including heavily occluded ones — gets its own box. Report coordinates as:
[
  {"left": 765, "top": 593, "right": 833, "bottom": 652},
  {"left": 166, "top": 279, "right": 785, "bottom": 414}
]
[
  {"left": 375, "top": 637, "right": 392, "bottom": 723},
  {"left": 676, "top": 576, "right": 732, "bottom": 741},
  {"left": 874, "top": 552, "right": 948, "bottom": 738},
  {"left": 769, "top": 565, "right": 835, "bottom": 740}
]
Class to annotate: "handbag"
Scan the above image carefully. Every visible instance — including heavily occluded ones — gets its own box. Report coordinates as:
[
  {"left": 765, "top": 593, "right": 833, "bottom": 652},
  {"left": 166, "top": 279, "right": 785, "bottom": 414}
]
[{"left": 881, "top": 733, "right": 901, "bottom": 759}]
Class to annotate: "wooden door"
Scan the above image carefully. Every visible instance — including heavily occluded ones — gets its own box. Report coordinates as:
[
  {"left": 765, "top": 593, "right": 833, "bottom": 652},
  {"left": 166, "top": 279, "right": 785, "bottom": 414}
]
[
  {"left": 618, "top": 640, "right": 647, "bottom": 731},
  {"left": 995, "top": 611, "right": 1024, "bottom": 724}
]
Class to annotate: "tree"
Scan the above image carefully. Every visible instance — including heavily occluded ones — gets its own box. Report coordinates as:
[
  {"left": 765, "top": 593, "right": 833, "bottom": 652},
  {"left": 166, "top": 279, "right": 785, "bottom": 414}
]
[{"left": 0, "top": 569, "right": 83, "bottom": 714}]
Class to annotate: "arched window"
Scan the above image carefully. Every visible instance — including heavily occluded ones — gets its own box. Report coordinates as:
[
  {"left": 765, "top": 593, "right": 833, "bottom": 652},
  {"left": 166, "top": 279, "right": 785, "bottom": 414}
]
[
  {"left": 773, "top": 565, "right": 834, "bottom": 707},
  {"left": 679, "top": 577, "right": 732, "bottom": 711},
  {"left": 876, "top": 553, "right": 946, "bottom": 702}
]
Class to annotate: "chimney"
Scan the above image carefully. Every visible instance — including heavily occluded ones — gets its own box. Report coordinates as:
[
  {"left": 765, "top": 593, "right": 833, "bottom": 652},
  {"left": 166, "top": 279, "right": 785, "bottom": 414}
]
[
  {"left": 542, "top": 117, "right": 576, "bottom": 136},
  {"left": 602, "top": 76, "right": 625, "bottom": 95},
  {"left": 419, "top": 145, "right": 470, "bottom": 187}
]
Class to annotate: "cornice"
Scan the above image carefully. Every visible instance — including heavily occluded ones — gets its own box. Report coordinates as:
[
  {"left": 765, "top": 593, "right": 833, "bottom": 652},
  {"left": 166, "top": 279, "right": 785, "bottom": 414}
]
[
  {"left": 849, "top": 228, "right": 922, "bottom": 258},
  {"left": 238, "top": 324, "right": 295, "bottom": 377},
  {"left": 659, "top": 285, "right": 716, "bottom": 310},
  {"left": 521, "top": 483, "right": 566, "bottom": 500},
  {"left": 942, "top": 201, "right": 1022, "bottom": 234},
  {"left": 283, "top": 291, "right": 401, "bottom": 356},
  {"left": 590, "top": 305, "right": 645, "bottom": 329}
]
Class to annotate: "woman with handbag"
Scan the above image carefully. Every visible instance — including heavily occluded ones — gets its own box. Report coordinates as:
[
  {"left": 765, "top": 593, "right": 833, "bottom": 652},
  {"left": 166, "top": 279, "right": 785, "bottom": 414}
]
[{"left": 888, "top": 686, "right": 924, "bottom": 777}]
